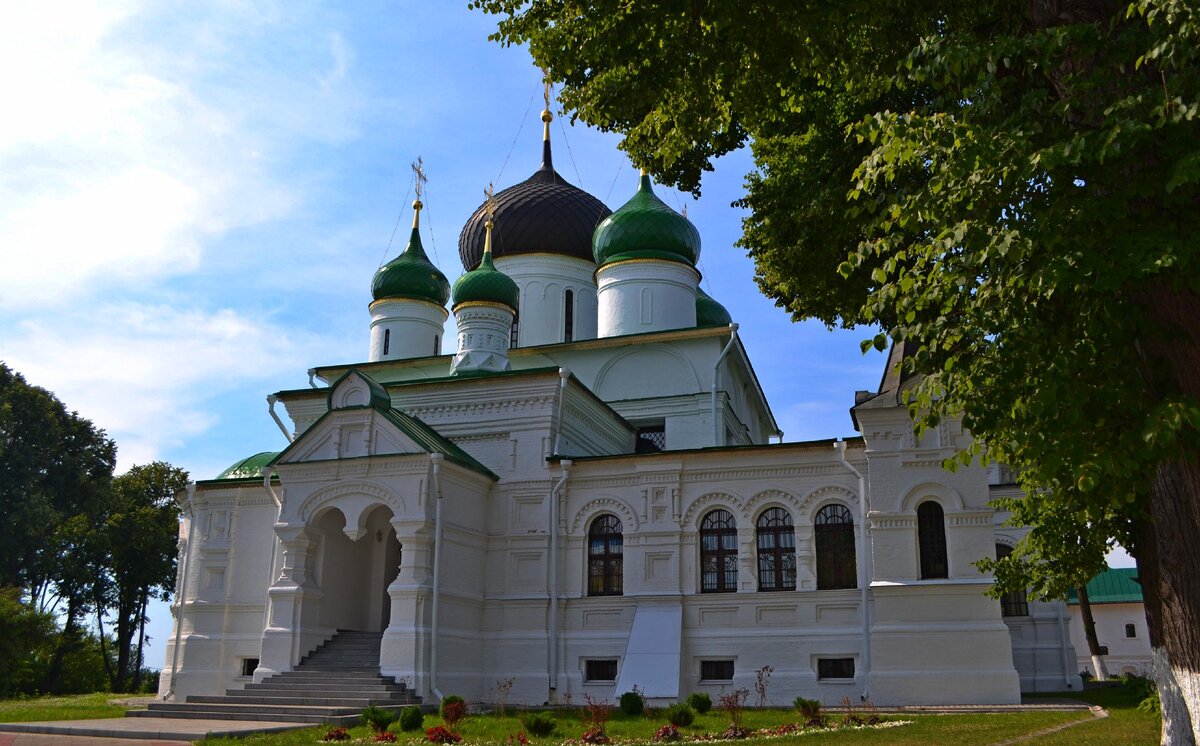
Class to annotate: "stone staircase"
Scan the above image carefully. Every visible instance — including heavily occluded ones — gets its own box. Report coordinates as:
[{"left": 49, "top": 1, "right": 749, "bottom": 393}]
[{"left": 133, "top": 630, "right": 420, "bottom": 725}]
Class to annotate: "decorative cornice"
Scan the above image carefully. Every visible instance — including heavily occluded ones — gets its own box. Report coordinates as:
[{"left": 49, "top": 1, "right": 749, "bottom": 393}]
[{"left": 570, "top": 497, "right": 640, "bottom": 534}]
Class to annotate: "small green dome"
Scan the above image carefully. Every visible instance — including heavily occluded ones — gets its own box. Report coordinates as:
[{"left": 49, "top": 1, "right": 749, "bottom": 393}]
[
  {"left": 593, "top": 174, "right": 701, "bottom": 266},
  {"left": 452, "top": 252, "right": 519, "bottom": 310},
  {"left": 216, "top": 451, "right": 279, "bottom": 480},
  {"left": 371, "top": 226, "right": 451, "bottom": 305},
  {"left": 696, "top": 288, "right": 732, "bottom": 327}
]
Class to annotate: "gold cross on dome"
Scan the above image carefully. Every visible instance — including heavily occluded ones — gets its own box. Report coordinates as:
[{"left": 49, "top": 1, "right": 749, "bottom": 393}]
[
  {"left": 412, "top": 156, "right": 427, "bottom": 201},
  {"left": 542, "top": 70, "right": 551, "bottom": 110},
  {"left": 484, "top": 182, "right": 496, "bottom": 221}
]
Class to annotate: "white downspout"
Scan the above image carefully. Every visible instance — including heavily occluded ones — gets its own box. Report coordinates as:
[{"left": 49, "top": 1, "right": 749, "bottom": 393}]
[
  {"left": 260, "top": 468, "right": 284, "bottom": 645},
  {"left": 307, "top": 369, "right": 319, "bottom": 389},
  {"left": 552, "top": 368, "right": 571, "bottom": 456},
  {"left": 834, "top": 440, "right": 871, "bottom": 702},
  {"left": 429, "top": 453, "right": 445, "bottom": 701},
  {"left": 548, "top": 460, "right": 572, "bottom": 692},
  {"left": 267, "top": 395, "right": 294, "bottom": 442},
  {"left": 711, "top": 323, "right": 740, "bottom": 446},
  {"left": 165, "top": 482, "right": 196, "bottom": 701}
]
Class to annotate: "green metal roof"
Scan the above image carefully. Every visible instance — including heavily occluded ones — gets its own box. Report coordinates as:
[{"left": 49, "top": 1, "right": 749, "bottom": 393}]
[
  {"left": 593, "top": 174, "right": 700, "bottom": 266},
  {"left": 696, "top": 288, "right": 732, "bottom": 328},
  {"left": 215, "top": 451, "right": 280, "bottom": 480},
  {"left": 1067, "top": 567, "right": 1143, "bottom": 604},
  {"left": 371, "top": 226, "right": 451, "bottom": 305},
  {"left": 452, "top": 251, "right": 519, "bottom": 310}
]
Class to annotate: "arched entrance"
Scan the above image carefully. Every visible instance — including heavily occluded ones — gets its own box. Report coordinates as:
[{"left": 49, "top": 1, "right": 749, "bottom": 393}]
[{"left": 313, "top": 504, "right": 401, "bottom": 632}]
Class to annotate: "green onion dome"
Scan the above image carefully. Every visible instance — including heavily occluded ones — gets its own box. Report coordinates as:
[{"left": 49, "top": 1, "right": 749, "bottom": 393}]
[
  {"left": 371, "top": 206, "right": 451, "bottom": 306},
  {"left": 696, "top": 288, "right": 732, "bottom": 327},
  {"left": 215, "top": 451, "right": 279, "bottom": 480},
  {"left": 452, "top": 246, "right": 520, "bottom": 310},
  {"left": 592, "top": 173, "right": 701, "bottom": 267}
]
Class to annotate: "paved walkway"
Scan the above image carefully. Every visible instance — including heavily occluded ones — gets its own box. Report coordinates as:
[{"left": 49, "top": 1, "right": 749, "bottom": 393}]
[{"left": 0, "top": 717, "right": 305, "bottom": 743}]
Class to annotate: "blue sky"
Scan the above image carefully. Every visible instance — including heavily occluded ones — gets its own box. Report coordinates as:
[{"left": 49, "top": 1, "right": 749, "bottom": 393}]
[{"left": 1, "top": 3, "right": 1124, "bottom": 673}]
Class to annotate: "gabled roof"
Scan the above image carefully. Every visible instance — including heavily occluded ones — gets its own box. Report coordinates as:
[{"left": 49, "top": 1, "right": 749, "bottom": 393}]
[{"left": 1067, "top": 567, "right": 1143, "bottom": 605}]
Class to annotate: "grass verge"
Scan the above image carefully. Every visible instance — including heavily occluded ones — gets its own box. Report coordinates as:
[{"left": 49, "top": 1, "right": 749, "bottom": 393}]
[{"left": 0, "top": 692, "right": 132, "bottom": 722}]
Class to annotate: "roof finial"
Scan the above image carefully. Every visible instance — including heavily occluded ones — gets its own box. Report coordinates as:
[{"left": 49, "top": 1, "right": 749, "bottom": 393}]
[
  {"left": 411, "top": 156, "right": 427, "bottom": 229},
  {"left": 541, "top": 71, "right": 553, "bottom": 138},
  {"left": 682, "top": 203, "right": 689, "bottom": 219},
  {"left": 483, "top": 182, "right": 496, "bottom": 262}
]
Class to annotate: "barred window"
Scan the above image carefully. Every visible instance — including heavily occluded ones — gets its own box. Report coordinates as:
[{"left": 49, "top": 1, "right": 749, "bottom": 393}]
[
  {"left": 756, "top": 508, "right": 796, "bottom": 591},
  {"left": 700, "top": 510, "right": 738, "bottom": 593},
  {"left": 635, "top": 425, "right": 666, "bottom": 453},
  {"left": 815, "top": 504, "right": 856, "bottom": 590},
  {"left": 918, "top": 501, "right": 948, "bottom": 579},
  {"left": 700, "top": 660, "right": 734, "bottom": 681},
  {"left": 817, "top": 658, "right": 855, "bottom": 680},
  {"left": 995, "top": 544, "right": 1028, "bottom": 616},
  {"left": 585, "top": 659, "right": 617, "bottom": 682},
  {"left": 587, "top": 514, "right": 623, "bottom": 596}
]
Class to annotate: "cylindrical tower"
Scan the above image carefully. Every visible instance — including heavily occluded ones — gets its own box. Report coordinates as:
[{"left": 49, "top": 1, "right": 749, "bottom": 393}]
[
  {"left": 450, "top": 213, "right": 520, "bottom": 376},
  {"left": 593, "top": 172, "right": 701, "bottom": 337},
  {"left": 368, "top": 198, "right": 451, "bottom": 362}
]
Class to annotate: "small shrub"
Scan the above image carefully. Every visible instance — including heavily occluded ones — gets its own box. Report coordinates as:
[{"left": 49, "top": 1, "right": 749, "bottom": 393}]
[
  {"left": 361, "top": 705, "right": 397, "bottom": 734},
  {"left": 323, "top": 726, "right": 351, "bottom": 742},
  {"left": 719, "top": 687, "right": 749, "bottom": 732},
  {"left": 754, "top": 665, "right": 774, "bottom": 707},
  {"left": 440, "top": 695, "right": 466, "bottom": 730},
  {"left": 399, "top": 705, "right": 424, "bottom": 732},
  {"left": 494, "top": 677, "right": 516, "bottom": 717},
  {"left": 373, "top": 733, "right": 398, "bottom": 743},
  {"left": 793, "top": 697, "right": 823, "bottom": 726},
  {"left": 665, "top": 703, "right": 694, "bottom": 727},
  {"left": 686, "top": 692, "right": 712, "bottom": 715},
  {"left": 507, "top": 734, "right": 530, "bottom": 746},
  {"left": 581, "top": 726, "right": 611, "bottom": 744},
  {"left": 619, "top": 690, "right": 645, "bottom": 716},
  {"left": 580, "top": 694, "right": 611, "bottom": 743},
  {"left": 426, "top": 725, "right": 462, "bottom": 744},
  {"left": 653, "top": 724, "right": 681, "bottom": 742},
  {"left": 520, "top": 712, "right": 557, "bottom": 737}
]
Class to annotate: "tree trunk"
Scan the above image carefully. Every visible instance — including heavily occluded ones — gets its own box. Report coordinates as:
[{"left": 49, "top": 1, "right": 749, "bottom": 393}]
[
  {"left": 40, "top": 596, "right": 80, "bottom": 693},
  {"left": 1131, "top": 518, "right": 1196, "bottom": 745},
  {"left": 1076, "top": 585, "right": 1110, "bottom": 681},
  {"left": 94, "top": 604, "right": 115, "bottom": 691},
  {"left": 133, "top": 590, "right": 149, "bottom": 692}
]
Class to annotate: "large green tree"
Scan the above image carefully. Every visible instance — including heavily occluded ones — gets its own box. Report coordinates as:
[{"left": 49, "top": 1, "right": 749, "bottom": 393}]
[
  {"left": 474, "top": 0, "right": 1200, "bottom": 740},
  {"left": 93, "top": 462, "right": 188, "bottom": 693}
]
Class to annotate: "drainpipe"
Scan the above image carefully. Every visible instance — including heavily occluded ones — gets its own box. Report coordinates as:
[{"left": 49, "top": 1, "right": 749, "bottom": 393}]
[
  {"left": 834, "top": 440, "right": 871, "bottom": 702},
  {"left": 548, "top": 460, "right": 572, "bottom": 692},
  {"left": 429, "top": 453, "right": 445, "bottom": 701},
  {"left": 307, "top": 369, "right": 319, "bottom": 389},
  {"left": 775, "top": 430, "right": 784, "bottom": 445},
  {"left": 711, "top": 324, "right": 739, "bottom": 446},
  {"left": 260, "top": 468, "right": 284, "bottom": 644},
  {"left": 165, "top": 482, "right": 197, "bottom": 701},
  {"left": 267, "top": 395, "right": 294, "bottom": 442},
  {"left": 552, "top": 368, "right": 571, "bottom": 456}
]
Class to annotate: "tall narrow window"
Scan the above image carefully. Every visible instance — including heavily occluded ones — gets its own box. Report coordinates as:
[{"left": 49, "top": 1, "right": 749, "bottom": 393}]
[
  {"left": 588, "top": 514, "right": 623, "bottom": 596},
  {"left": 433, "top": 335, "right": 439, "bottom": 355},
  {"left": 995, "top": 544, "right": 1028, "bottom": 616},
  {"left": 756, "top": 508, "right": 796, "bottom": 591},
  {"left": 564, "top": 289, "right": 574, "bottom": 342},
  {"left": 815, "top": 504, "right": 856, "bottom": 590},
  {"left": 700, "top": 510, "right": 738, "bottom": 593},
  {"left": 510, "top": 314, "right": 519, "bottom": 349},
  {"left": 382, "top": 329, "right": 390, "bottom": 356},
  {"left": 917, "top": 501, "right": 948, "bottom": 579}
]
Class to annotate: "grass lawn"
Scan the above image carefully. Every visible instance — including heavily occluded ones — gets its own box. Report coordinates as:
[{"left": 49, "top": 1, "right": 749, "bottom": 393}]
[
  {"left": 1024, "top": 685, "right": 1160, "bottom": 744},
  {"left": 0, "top": 692, "right": 135, "bottom": 722}
]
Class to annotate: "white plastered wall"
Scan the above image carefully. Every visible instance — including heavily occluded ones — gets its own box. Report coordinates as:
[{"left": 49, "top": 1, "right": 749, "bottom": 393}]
[{"left": 495, "top": 254, "right": 598, "bottom": 346}]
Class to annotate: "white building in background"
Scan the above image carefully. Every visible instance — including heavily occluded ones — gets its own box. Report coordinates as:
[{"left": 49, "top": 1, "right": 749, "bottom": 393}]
[
  {"left": 1066, "top": 568, "right": 1152, "bottom": 677},
  {"left": 158, "top": 110, "right": 1080, "bottom": 708}
]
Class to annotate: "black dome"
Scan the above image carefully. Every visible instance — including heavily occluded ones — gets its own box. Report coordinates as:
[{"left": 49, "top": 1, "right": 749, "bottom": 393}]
[{"left": 458, "top": 140, "right": 612, "bottom": 270}]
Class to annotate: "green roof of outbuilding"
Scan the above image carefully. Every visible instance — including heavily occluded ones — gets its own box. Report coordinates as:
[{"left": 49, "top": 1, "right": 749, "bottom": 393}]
[
  {"left": 215, "top": 451, "right": 280, "bottom": 480},
  {"left": 1067, "top": 567, "right": 1143, "bottom": 604},
  {"left": 593, "top": 174, "right": 700, "bottom": 266},
  {"left": 696, "top": 288, "right": 732, "bottom": 327},
  {"left": 452, "top": 251, "right": 519, "bottom": 310},
  {"left": 371, "top": 226, "right": 451, "bottom": 305}
]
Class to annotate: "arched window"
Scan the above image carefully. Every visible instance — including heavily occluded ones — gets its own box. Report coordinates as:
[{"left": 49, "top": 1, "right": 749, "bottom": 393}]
[
  {"left": 917, "top": 501, "right": 948, "bottom": 579},
  {"left": 994, "top": 544, "right": 1028, "bottom": 616},
  {"left": 815, "top": 504, "right": 856, "bottom": 590},
  {"left": 564, "top": 289, "right": 574, "bottom": 342},
  {"left": 1125, "top": 623, "right": 1137, "bottom": 638},
  {"left": 382, "top": 329, "right": 391, "bottom": 356},
  {"left": 756, "top": 507, "right": 796, "bottom": 591},
  {"left": 587, "top": 514, "right": 623, "bottom": 596},
  {"left": 700, "top": 510, "right": 738, "bottom": 593}
]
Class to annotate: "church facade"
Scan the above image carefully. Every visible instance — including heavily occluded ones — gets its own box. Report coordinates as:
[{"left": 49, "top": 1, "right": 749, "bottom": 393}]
[{"left": 158, "top": 111, "right": 1080, "bottom": 707}]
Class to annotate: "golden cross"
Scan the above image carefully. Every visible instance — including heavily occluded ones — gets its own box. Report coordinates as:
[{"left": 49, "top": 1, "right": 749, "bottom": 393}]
[
  {"left": 542, "top": 70, "right": 551, "bottom": 111},
  {"left": 412, "top": 156, "right": 427, "bottom": 201},
  {"left": 484, "top": 183, "right": 496, "bottom": 221}
]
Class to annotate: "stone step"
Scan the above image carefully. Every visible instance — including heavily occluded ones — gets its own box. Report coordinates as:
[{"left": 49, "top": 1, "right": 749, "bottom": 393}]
[
  {"left": 190, "top": 694, "right": 416, "bottom": 707},
  {"left": 135, "top": 702, "right": 376, "bottom": 725},
  {"left": 240, "top": 683, "right": 406, "bottom": 694}
]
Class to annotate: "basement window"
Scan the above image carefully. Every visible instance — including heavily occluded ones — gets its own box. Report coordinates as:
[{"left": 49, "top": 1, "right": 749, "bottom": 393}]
[
  {"left": 240, "top": 658, "right": 259, "bottom": 677},
  {"left": 816, "top": 658, "right": 855, "bottom": 681},
  {"left": 700, "top": 660, "right": 734, "bottom": 682},
  {"left": 585, "top": 659, "right": 618, "bottom": 682}
]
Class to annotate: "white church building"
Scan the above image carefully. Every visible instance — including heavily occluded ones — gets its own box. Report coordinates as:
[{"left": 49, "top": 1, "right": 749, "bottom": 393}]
[{"left": 157, "top": 109, "right": 1081, "bottom": 711}]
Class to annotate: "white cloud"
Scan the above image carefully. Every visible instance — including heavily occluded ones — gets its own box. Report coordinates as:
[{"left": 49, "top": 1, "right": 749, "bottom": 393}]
[{"left": 4, "top": 302, "right": 336, "bottom": 472}]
